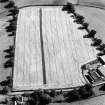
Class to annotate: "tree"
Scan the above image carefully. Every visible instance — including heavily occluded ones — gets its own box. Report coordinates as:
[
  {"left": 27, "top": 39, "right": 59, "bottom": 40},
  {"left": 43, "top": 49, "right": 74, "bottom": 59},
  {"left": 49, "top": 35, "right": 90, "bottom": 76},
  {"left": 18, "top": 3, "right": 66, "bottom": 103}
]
[
  {"left": 7, "top": 12, "right": 18, "bottom": 16},
  {"left": 9, "top": 21, "right": 17, "bottom": 27},
  {"left": 6, "top": 26, "right": 16, "bottom": 30},
  {"left": 5, "top": 53, "right": 14, "bottom": 58},
  {"left": 0, "top": 77, "right": 11, "bottom": 86},
  {"left": 78, "top": 86, "right": 92, "bottom": 99},
  {"left": 74, "top": 15, "right": 84, "bottom": 24},
  {"left": 4, "top": 1, "right": 15, "bottom": 8},
  {"left": 96, "top": 44, "right": 105, "bottom": 51},
  {"left": 26, "top": 99, "right": 35, "bottom": 105},
  {"left": 0, "top": 0, "right": 9, "bottom": 3},
  {"left": 96, "top": 47, "right": 104, "bottom": 51},
  {"left": 0, "top": 101, "right": 7, "bottom": 104},
  {"left": 78, "top": 23, "right": 89, "bottom": 30},
  {"left": 29, "top": 90, "right": 51, "bottom": 105},
  {"left": 4, "top": 61, "right": 14, "bottom": 68},
  {"left": 8, "top": 9, "right": 19, "bottom": 15},
  {"left": 4, "top": 48, "right": 13, "bottom": 53},
  {"left": 83, "top": 30, "right": 96, "bottom": 38},
  {"left": 0, "top": 87, "right": 8, "bottom": 94},
  {"left": 8, "top": 32, "right": 15, "bottom": 36},
  {"left": 5, "top": 58, "right": 13, "bottom": 64},
  {"left": 39, "top": 93, "right": 51, "bottom": 105},
  {"left": 99, "top": 84, "right": 105, "bottom": 91},
  {"left": 99, "top": 44, "right": 105, "bottom": 48},
  {"left": 81, "top": 65, "right": 86, "bottom": 70},
  {"left": 49, "top": 89, "right": 56, "bottom": 97},
  {"left": 62, "top": 2, "right": 75, "bottom": 13},
  {"left": 84, "top": 84, "right": 92, "bottom": 90},
  {"left": 4, "top": 48, "right": 14, "bottom": 54},
  {"left": 4, "top": 46, "right": 14, "bottom": 53},
  {"left": 97, "top": 52, "right": 105, "bottom": 56},
  {"left": 65, "top": 89, "right": 80, "bottom": 102},
  {"left": 91, "top": 41, "right": 102, "bottom": 47},
  {"left": 7, "top": 16, "right": 17, "bottom": 23},
  {"left": 91, "top": 38, "right": 102, "bottom": 46},
  {"left": 83, "top": 22, "right": 89, "bottom": 29},
  {"left": 6, "top": 28, "right": 16, "bottom": 32}
]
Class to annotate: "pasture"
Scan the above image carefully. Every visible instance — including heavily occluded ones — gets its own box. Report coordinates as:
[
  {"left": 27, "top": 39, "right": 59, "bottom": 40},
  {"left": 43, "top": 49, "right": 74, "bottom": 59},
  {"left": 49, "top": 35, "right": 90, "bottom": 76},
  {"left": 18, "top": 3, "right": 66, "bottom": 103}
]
[{"left": 13, "top": 6, "right": 98, "bottom": 91}]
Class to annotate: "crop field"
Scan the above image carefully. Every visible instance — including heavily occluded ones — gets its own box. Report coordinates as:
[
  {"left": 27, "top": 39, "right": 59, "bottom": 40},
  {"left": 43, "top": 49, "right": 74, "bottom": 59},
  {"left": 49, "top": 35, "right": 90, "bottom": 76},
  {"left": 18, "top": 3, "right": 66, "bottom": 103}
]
[{"left": 13, "top": 6, "right": 98, "bottom": 91}]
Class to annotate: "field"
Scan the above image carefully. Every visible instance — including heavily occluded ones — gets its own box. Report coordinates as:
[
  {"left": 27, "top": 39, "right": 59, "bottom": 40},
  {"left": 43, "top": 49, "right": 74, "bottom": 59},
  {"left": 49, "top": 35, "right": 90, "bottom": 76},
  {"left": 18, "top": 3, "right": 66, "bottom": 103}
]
[{"left": 13, "top": 6, "right": 98, "bottom": 91}]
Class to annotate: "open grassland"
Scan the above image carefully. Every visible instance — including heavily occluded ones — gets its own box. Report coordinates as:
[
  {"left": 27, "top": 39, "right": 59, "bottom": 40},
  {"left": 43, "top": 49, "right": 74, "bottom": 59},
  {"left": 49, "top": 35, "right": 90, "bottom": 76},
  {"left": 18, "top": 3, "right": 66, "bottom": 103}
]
[{"left": 13, "top": 6, "right": 98, "bottom": 91}]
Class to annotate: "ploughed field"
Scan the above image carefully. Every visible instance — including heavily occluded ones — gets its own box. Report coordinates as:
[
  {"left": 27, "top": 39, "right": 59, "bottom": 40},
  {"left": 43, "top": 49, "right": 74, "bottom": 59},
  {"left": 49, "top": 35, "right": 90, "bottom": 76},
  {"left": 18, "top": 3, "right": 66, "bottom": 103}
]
[{"left": 13, "top": 6, "right": 98, "bottom": 91}]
